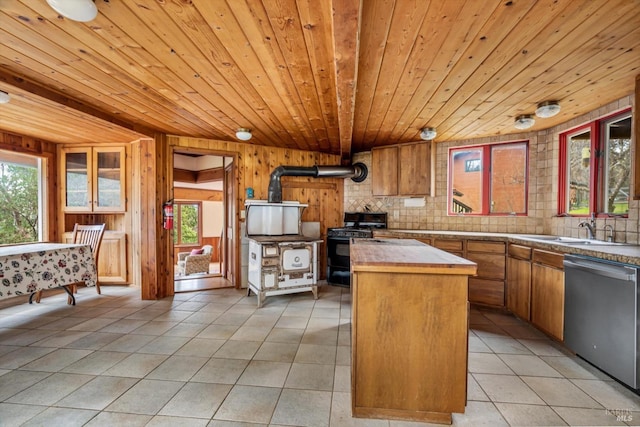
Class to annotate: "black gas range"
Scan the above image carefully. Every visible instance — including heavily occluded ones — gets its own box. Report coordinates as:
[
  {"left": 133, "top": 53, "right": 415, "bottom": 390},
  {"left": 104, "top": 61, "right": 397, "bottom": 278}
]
[{"left": 327, "top": 212, "right": 387, "bottom": 286}]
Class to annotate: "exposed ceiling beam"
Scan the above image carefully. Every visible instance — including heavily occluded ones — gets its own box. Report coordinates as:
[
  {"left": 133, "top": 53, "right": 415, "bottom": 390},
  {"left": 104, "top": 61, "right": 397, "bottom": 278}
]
[{"left": 332, "top": 0, "right": 362, "bottom": 163}]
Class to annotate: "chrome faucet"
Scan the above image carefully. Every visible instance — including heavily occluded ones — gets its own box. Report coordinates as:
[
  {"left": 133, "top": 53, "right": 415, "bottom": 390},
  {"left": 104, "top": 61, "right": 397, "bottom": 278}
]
[
  {"left": 578, "top": 214, "right": 596, "bottom": 240},
  {"left": 603, "top": 224, "right": 614, "bottom": 242}
]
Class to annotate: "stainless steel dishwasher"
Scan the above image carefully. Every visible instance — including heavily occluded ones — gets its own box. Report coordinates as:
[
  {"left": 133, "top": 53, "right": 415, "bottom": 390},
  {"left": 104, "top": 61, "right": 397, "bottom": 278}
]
[{"left": 564, "top": 254, "right": 639, "bottom": 389}]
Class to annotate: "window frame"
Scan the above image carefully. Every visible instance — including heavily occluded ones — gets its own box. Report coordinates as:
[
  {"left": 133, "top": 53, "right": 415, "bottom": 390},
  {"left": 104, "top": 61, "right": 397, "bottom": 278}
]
[
  {"left": 0, "top": 149, "right": 47, "bottom": 244},
  {"left": 558, "top": 108, "right": 631, "bottom": 217},
  {"left": 173, "top": 201, "right": 203, "bottom": 247},
  {"left": 448, "top": 140, "right": 529, "bottom": 216}
]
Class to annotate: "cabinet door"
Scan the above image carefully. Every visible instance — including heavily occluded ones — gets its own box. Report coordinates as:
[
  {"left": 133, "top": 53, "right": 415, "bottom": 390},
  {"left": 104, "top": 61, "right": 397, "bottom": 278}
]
[
  {"left": 507, "top": 256, "right": 531, "bottom": 320},
  {"left": 372, "top": 146, "right": 398, "bottom": 196},
  {"left": 398, "top": 142, "right": 430, "bottom": 195},
  {"left": 62, "top": 148, "right": 92, "bottom": 212},
  {"left": 63, "top": 231, "right": 128, "bottom": 284},
  {"left": 62, "top": 146, "right": 126, "bottom": 213},
  {"left": 531, "top": 263, "right": 564, "bottom": 341},
  {"left": 98, "top": 232, "right": 127, "bottom": 284},
  {"left": 93, "top": 147, "right": 126, "bottom": 212}
]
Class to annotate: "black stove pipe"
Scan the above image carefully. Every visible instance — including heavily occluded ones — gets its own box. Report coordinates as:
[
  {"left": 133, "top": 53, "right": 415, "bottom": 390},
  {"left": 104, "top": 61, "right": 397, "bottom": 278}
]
[{"left": 267, "top": 163, "right": 367, "bottom": 203}]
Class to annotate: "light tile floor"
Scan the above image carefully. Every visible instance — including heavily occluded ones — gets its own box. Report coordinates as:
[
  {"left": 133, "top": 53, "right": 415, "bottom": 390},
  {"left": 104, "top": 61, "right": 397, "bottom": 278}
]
[{"left": 0, "top": 284, "right": 639, "bottom": 426}]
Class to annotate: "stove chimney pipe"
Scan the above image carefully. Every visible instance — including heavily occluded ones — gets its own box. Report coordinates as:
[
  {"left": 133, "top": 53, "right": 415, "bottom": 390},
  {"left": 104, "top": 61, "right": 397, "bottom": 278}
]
[{"left": 267, "top": 163, "right": 367, "bottom": 203}]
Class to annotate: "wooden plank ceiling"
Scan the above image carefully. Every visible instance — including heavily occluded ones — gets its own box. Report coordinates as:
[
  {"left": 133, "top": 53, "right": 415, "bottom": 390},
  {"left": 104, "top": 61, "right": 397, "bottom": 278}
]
[{"left": 0, "top": 0, "right": 638, "bottom": 158}]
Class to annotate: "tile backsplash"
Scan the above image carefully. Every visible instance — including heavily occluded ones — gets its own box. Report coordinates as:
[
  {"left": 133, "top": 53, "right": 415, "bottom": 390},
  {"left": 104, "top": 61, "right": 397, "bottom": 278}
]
[{"left": 345, "top": 95, "right": 638, "bottom": 243}]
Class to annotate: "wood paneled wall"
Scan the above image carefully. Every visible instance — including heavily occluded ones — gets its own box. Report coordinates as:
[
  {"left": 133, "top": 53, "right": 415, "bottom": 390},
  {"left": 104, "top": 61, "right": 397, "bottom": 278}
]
[
  {"left": 167, "top": 136, "right": 345, "bottom": 231},
  {"left": 131, "top": 135, "right": 174, "bottom": 300},
  {"left": 142, "top": 136, "right": 345, "bottom": 299},
  {"left": 138, "top": 134, "right": 345, "bottom": 300},
  {"left": 0, "top": 131, "right": 58, "bottom": 242}
]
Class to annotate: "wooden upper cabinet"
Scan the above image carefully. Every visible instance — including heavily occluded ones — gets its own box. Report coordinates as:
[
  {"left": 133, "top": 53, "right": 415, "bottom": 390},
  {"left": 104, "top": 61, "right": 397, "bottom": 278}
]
[
  {"left": 372, "top": 145, "right": 398, "bottom": 196},
  {"left": 398, "top": 142, "right": 430, "bottom": 195},
  {"left": 372, "top": 142, "right": 431, "bottom": 196},
  {"left": 61, "top": 146, "right": 126, "bottom": 213}
]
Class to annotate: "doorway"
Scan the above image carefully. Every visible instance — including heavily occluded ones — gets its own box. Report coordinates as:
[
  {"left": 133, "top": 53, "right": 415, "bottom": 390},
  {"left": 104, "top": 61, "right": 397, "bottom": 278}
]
[{"left": 172, "top": 151, "right": 235, "bottom": 292}]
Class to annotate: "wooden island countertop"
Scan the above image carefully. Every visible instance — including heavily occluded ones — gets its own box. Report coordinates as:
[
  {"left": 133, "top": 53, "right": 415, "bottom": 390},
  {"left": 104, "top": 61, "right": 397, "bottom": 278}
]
[
  {"left": 350, "top": 237, "right": 477, "bottom": 275},
  {"left": 350, "top": 238, "right": 477, "bottom": 425}
]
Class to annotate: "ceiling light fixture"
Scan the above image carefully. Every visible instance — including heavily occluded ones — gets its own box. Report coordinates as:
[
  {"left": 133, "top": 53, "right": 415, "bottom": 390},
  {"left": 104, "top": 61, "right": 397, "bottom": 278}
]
[
  {"left": 0, "top": 91, "right": 10, "bottom": 104},
  {"left": 420, "top": 127, "right": 437, "bottom": 141},
  {"left": 535, "top": 100, "right": 561, "bottom": 118},
  {"left": 235, "top": 128, "right": 252, "bottom": 141},
  {"left": 46, "top": 0, "right": 98, "bottom": 22},
  {"left": 514, "top": 114, "right": 535, "bottom": 130}
]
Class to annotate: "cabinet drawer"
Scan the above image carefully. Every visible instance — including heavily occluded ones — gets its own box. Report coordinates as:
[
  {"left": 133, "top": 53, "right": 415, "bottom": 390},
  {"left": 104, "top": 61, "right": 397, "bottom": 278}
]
[
  {"left": 508, "top": 244, "right": 532, "bottom": 260},
  {"left": 469, "top": 278, "right": 505, "bottom": 307},
  {"left": 413, "top": 238, "right": 432, "bottom": 246},
  {"left": 466, "top": 252, "right": 506, "bottom": 280},
  {"left": 433, "top": 239, "right": 463, "bottom": 252},
  {"left": 467, "top": 240, "right": 505, "bottom": 254},
  {"left": 532, "top": 249, "right": 564, "bottom": 270}
]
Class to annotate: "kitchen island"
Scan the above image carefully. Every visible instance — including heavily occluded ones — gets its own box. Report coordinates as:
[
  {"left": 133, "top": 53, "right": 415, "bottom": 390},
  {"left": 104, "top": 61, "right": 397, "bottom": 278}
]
[{"left": 350, "top": 238, "right": 477, "bottom": 424}]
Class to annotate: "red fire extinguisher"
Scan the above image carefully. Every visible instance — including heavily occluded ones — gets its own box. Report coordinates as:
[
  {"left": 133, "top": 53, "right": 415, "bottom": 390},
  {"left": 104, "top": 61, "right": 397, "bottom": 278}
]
[{"left": 163, "top": 200, "right": 174, "bottom": 230}]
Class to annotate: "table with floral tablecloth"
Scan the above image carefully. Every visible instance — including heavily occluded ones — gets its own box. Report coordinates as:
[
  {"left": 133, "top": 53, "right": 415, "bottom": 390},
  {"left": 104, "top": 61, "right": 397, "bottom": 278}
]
[{"left": 0, "top": 243, "right": 97, "bottom": 304}]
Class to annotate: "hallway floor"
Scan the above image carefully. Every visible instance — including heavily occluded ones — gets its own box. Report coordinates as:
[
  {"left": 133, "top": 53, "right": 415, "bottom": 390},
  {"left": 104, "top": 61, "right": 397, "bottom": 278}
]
[
  {"left": 174, "top": 276, "right": 231, "bottom": 293},
  {"left": 0, "top": 284, "right": 639, "bottom": 426}
]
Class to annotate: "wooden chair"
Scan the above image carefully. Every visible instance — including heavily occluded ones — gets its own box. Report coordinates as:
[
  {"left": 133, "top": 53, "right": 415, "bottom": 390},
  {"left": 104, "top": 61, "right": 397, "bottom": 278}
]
[
  {"left": 70, "top": 223, "right": 106, "bottom": 295},
  {"left": 35, "top": 223, "right": 106, "bottom": 304}
]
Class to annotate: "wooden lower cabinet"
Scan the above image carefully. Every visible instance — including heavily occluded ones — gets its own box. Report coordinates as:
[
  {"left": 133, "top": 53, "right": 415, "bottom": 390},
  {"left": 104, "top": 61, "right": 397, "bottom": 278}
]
[
  {"left": 530, "top": 249, "right": 564, "bottom": 341},
  {"left": 64, "top": 231, "right": 127, "bottom": 284},
  {"left": 506, "top": 244, "right": 532, "bottom": 320},
  {"left": 352, "top": 271, "right": 469, "bottom": 423},
  {"left": 465, "top": 240, "right": 506, "bottom": 307},
  {"left": 351, "top": 240, "right": 474, "bottom": 424}
]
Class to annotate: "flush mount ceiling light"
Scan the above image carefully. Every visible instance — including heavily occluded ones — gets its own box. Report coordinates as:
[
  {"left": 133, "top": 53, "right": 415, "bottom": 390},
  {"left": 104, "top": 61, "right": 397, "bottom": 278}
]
[
  {"left": 535, "top": 100, "right": 561, "bottom": 118},
  {"left": 235, "top": 128, "right": 252, "bottom": 141},
  {"left": 420, "top": 127, "right": 437, "bottom": 141},
  {"left": 0, "top": 91, "right": 10, "bottom": 104},
  {"left": 514, "top": 114, "right": 535, "bottom": 130},
  {"left": 46, "top": 0, "right": 98, "bottom": 22}
]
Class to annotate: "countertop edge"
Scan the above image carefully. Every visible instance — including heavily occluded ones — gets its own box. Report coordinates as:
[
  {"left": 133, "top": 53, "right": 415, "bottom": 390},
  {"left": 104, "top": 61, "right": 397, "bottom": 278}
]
[
  {"left": 373, "top": 230, "right": 640, "bottom": 266},
  {"left": 350, "top": 238, "right": 478, "bottom": 275}
]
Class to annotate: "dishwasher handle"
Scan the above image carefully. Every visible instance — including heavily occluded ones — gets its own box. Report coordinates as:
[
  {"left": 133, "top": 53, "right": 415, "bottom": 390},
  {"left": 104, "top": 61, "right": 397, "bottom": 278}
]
[{"left": 563, "top": 257, "right": 636, "bottom": 282}]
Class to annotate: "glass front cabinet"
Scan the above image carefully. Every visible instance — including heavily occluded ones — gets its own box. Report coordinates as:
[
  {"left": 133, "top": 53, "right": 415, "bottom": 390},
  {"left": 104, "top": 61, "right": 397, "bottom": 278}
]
[{"left": 61, "top": 146, "right": 126, "bottom": 212}]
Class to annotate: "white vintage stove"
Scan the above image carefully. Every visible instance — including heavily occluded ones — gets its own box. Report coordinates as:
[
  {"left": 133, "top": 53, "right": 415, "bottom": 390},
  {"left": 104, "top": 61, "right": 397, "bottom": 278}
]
[{"left": 245, "top": 200, "right": 321, "bottom": 307}]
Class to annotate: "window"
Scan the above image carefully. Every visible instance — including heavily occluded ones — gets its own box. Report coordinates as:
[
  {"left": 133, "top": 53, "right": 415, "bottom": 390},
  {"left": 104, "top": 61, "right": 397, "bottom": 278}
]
[
  {"left": 449, "top": 141, "right": 528, "bottom": 215},
  {"left": 0, "top": 150, "right": 45, "bottom": 244},
  {"left": 173, "top": 201, "right": 202, "bottom": 246},
  {"left": 559, "top": 109, "right": 631, "bottom": 216}
]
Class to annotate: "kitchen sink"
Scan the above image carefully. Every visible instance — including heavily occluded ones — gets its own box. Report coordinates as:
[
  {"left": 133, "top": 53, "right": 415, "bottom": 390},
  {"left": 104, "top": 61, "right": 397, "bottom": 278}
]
[
  {"left": 517, "top": 235, "right": 629, "bottom": 246},
  {"left": 517, "top": 235, "right": 582, "bottom": 242},
  {"left": 560, "top": 239, "right": 628, "bottom": 246}
]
